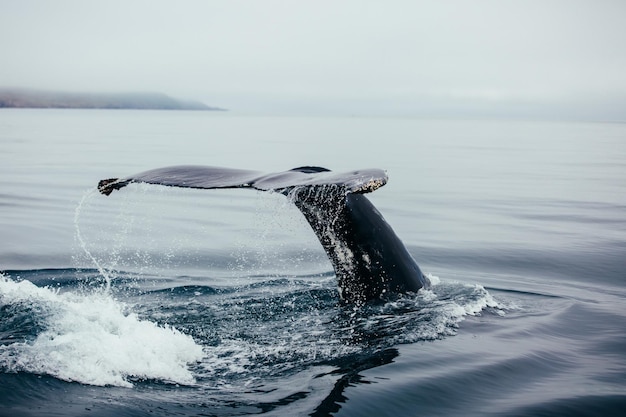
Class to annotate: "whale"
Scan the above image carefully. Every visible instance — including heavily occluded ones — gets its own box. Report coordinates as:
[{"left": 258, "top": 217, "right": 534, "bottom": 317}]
[{"left": 98, "top": 166, "right": 429, "bottom": 304}]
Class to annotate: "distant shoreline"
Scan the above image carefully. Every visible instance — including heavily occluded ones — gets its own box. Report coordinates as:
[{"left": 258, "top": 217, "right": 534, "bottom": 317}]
[{"left": 0, "top": 88, "right": 226, "bottom": 111}]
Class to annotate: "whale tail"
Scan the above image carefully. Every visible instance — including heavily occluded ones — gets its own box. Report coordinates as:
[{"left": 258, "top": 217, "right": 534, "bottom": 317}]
[{"left": 98, "top": 165, "right": 427, "bottom": 304}]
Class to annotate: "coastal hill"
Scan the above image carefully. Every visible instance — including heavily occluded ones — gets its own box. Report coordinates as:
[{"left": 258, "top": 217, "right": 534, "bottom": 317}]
[{"left": 0, "top": 88, "right": 224, "bottom": 111}]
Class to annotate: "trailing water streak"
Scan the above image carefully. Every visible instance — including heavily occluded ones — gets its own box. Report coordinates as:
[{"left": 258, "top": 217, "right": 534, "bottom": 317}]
[{"left": 74, "top": 188, "right": 114, "bottom": 291}]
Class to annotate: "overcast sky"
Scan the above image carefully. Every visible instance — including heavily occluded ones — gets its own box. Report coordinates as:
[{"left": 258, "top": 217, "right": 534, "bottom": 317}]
[{"left": 1, "top": 0, "right": 625, "bottom": 119}]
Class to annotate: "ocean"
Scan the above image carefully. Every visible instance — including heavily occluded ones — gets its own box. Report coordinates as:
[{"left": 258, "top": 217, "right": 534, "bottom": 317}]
[{"left": 1, "top": 110, "right": 625, "bottom": 416}]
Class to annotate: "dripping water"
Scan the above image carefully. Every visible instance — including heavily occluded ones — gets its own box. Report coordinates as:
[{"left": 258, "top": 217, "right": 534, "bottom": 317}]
[{"left": 74, "top": 188, "right": 113, "bottom": 291}]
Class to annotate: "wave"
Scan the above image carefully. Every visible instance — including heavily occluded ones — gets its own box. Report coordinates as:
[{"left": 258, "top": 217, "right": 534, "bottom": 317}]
[
  {"left": 0, "top": 269, "right": 501, "bottom": 391},
  {"left": 0, "top": 273, "right": 203, "bottom": 387}
]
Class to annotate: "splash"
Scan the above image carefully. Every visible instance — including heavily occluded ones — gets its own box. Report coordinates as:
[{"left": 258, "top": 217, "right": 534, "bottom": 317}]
[
  {"left": 0, "top": 189, "right": 206, "bottom": 387},
  {"left": 74, "top": 188, "right": 114, "bottom": 291},
  {"left": 0, "top": 274, "right": 204, "bottom": 387},
  {"left": 173, "top": 274, "right": 503, "bottom": 386}
]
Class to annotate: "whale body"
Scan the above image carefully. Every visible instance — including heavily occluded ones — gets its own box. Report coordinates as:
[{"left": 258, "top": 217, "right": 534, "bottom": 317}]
[{"left": 98, "top": 166, "right": 429, "bottom": 304}]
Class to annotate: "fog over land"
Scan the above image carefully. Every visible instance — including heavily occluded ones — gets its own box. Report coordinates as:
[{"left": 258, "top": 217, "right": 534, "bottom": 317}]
[
  {"left": 0, "top": 88, "right": 222, "bottom": 110},
  {"left": 1, "top": 0, "right": 625, "bottom": 120}
]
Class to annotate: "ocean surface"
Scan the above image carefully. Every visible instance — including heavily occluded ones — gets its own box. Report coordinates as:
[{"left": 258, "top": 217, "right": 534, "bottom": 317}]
[{"left": 0, "top": 110, "right": 625, "bottom": 416}]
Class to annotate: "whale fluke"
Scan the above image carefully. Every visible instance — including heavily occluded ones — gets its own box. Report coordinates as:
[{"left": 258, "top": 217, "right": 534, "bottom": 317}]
[
  {"left": 98, "top": 165, "right": 387, "bottom": 196},
  {"left": 98, "top": 166, "right": 428, "bottom": 304}
]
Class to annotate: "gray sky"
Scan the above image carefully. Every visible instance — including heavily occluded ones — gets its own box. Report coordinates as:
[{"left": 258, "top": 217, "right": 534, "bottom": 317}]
[{"left": 2, "top": 0, "right": 626, "bottom": 119}]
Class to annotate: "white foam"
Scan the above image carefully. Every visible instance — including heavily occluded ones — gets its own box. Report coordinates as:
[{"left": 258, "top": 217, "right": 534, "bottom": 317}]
[
  {"left": 433, "top": 283, "right": 503, "bottom": 336},
  {"left": 0, "top": 275, "right": 204, "bottom": 387},
  {"left": 425, "top": 272, "right": 441, "bottom": 285}
]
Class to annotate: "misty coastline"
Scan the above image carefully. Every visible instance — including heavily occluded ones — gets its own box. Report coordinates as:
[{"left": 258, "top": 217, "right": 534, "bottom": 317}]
[{"left": 0, "top": 88, "right": 225, "bottom": 111}]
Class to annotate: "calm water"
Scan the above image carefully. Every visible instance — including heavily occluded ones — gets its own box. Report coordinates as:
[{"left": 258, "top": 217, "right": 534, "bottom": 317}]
[{"left": 1, "top": 110, "right": 625, "bottom": 416}]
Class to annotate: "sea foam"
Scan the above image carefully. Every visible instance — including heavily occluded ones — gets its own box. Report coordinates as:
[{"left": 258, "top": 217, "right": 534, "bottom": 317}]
[{"left": 0, "top": 274, "right": 204, "bottom": 387}]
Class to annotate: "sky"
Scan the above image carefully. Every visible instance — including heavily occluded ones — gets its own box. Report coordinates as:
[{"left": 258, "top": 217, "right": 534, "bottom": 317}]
[{"left": 1, "top": 0, "right": 626, "bottom": 119}]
